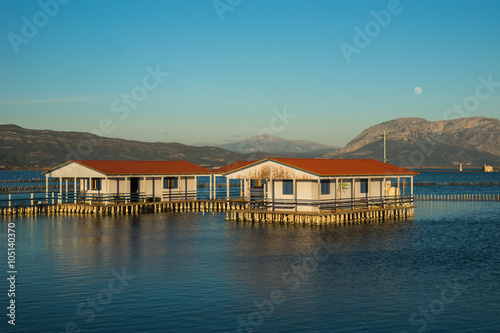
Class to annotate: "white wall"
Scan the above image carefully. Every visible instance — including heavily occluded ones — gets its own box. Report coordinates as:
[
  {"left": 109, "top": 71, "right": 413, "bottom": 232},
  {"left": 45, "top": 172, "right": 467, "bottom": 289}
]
[
  {"left": 268, "top": 179, "right": 317, "bottom": 212},
  {"left": 153, "top": 178, "right": 162, "bottom": 197},
  {"left": 336, "top": 179, "right": 353, "bottom": 200},
  {"left": 142, "top": 177, "right": 163, "bottom": 197},
  {"left": 369, "top": 178, "right": 384, "bottom": 197},
  {"left": 45, "top": 162, "right": 104, "bottom": 178}
]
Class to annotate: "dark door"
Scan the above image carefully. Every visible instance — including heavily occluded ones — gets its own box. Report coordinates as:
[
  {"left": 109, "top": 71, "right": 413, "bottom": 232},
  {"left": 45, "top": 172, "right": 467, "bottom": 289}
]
[{"left": 130, "top": 178, "right": 139, "bottom": 202}]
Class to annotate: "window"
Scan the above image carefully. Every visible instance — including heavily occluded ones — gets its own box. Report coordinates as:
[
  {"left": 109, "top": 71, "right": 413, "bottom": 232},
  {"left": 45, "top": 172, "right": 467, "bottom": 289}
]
[
  {"left": 360, "top": 179, "right": 368, "bottom": 193},
  {"left": 251, "top": 179, "right": 264, "bottom": 188},
  {"left": 321, "top": 179, "right": 330, "bottom": 195},
  {"left": 91, "top": 178, "right": 101, "bottom": 191},
  {"left": 163, "top": 177, "right": 178, "bottom": 189},
  {"left": 282, "top": 180, "right": 293, "bottom": 195}
]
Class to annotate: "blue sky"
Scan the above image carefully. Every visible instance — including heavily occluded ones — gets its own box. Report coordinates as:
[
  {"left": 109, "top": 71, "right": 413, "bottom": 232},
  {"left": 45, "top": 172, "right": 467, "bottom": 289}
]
[{"left": 1, "top": 0, "right": 499, "bottom": 147}]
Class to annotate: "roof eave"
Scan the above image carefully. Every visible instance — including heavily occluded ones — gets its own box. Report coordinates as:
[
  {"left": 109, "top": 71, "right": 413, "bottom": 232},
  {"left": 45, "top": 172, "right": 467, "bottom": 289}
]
[
  {"left": 222, "top": 159, "right": 270, "bottom": 176},
  {"left": 42, "top": 160, "right": 77, "bottom": 175}
]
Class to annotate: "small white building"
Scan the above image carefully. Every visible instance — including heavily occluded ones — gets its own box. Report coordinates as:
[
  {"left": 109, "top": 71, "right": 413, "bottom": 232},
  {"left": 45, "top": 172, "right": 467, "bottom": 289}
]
[
  {"left": 43, "top": 160, "right": 213, "bottom": 203},
  {"left": 483, "top": 164, "right": 493, "bottom": 172},
  {"left": 222, "top": 158, "right": 418, "bottom": 212}
]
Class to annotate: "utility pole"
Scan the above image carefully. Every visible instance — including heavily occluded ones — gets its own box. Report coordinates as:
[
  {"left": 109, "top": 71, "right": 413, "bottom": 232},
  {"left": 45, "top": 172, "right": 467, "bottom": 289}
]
[{"left": 383, "top": 131, "right": 387, "bottom": 163}]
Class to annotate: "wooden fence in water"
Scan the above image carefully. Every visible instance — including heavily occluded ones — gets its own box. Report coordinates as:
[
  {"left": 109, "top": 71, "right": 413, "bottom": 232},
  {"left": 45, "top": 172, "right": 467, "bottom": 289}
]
[{"left": 415, "top": 194, "right": 500, "bottom": 201}]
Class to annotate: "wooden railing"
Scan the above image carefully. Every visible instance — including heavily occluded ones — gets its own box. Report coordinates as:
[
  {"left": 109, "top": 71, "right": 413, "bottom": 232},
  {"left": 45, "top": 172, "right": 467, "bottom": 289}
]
[
  {"left": 0, "top": 192, "right": 150, "bottom": 208},
  {"left": 162, "top": 190, "right": 197, "bottom": 201},
  {"left": 229, "top": 195, "right": 414, "bottom": 212},
  {"left": 1, "top": 189, "right": 414, "bottom": 211}
]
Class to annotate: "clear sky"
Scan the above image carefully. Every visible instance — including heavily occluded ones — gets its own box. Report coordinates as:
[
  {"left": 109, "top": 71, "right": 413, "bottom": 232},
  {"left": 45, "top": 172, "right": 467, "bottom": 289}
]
[{"left": 1, "top": 0, "right": 499, "bottom": 147}]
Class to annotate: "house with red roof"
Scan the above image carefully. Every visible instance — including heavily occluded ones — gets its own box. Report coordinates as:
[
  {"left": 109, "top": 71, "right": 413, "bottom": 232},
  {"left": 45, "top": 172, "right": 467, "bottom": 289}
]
[
  {"left": 221, "top": 158, "right": 418, "bottom": 212},
  {"left": 43, "top": 160, "right": 213, "bottom": 203},
  {"left": 42, "top": 158, "right": 418, "bottom": 211}
]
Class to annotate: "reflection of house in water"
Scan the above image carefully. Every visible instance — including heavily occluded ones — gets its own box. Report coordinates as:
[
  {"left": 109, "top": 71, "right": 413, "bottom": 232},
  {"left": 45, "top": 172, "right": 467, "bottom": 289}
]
[{"left": 222, "top": 158, "right": 418, "bottom": 213}]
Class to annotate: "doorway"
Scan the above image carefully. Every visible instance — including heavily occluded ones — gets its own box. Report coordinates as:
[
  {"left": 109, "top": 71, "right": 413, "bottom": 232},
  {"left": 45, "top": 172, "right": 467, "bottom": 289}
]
[{"left": 130, "top": 178, "right": 139, "bottom": 202}]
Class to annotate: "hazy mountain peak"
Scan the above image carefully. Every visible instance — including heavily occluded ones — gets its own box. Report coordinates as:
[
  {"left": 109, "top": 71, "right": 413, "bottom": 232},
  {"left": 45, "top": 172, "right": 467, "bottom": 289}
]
[
  {"left": 325, "top": 116, "right": 500, "bottom": 167},
  {"left": 218, "top": 135, "right": 339, "bottom": 154}
]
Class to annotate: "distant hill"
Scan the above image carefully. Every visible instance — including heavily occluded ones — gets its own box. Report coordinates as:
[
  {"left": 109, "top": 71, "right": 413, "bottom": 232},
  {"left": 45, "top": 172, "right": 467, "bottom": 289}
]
[
  {"left": 0, "top": 125, "right": 273, "bottom": 170},
  {"left": 2, "top": 117, "right": 499, "bottom": 170},
  {"left": 218, "top": 134, "right": 339, "bottom": 154},
  {"left": 323, "top": 117, "right": 500, "bottom": 167}
]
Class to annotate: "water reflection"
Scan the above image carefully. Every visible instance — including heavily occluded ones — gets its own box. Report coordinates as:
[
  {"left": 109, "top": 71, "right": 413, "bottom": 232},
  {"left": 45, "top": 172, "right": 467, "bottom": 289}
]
[{"left": 1, "top": 201, "right": 499, "bottom": 332}]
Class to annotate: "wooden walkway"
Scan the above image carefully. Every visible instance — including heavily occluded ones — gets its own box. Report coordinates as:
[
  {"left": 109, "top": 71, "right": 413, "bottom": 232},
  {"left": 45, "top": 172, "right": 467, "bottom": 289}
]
[
  {"left": 0, "top": 198, "right": 415, "bottom": 226},
  {"left": 0, "top": 199, "right": 240, "bottom": 216},
  {"left": 227, "top": 205, "right": 414, "bottom": 225}
]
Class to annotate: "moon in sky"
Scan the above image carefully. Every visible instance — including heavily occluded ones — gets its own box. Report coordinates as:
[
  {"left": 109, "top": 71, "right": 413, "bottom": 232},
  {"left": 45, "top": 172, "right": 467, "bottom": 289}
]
[{"left": 414, "top": 87, "right": 422, "bottom": 94}]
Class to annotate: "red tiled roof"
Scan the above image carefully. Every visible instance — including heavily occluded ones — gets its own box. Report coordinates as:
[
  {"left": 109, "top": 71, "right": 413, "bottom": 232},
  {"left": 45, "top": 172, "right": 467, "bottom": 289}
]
[
  {"left": 223, "top": 158, "right": 418, "bottom": 176},
  {"left": 213, "top": 161, "right": 257, "bottom": 174},
  {"left": 68, "top": 160, "right": 213, "bottom": 175},
  {"left": 270, "top": 158, "right": 418, "bottom": 176}
]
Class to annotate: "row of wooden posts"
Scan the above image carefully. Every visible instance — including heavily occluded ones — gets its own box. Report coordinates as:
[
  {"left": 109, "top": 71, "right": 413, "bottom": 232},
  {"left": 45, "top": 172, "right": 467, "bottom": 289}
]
[
  {"left": 0, "top": 185, "right": 60, "bottom": 194},
  {"left": 0, "top": 197, "right": 416, "bottom": 224},
  {"left": 414, "top": 194, "right": 500, "bottom": 201},
  {"left": 0, "top": 200, "right": 236, "bottom": 217},
  {"left": 1, "top": 193, "right": 496, "bottom": 224},
  {"left": 227, "top": 206, "right": 414, "bottom": 225}
]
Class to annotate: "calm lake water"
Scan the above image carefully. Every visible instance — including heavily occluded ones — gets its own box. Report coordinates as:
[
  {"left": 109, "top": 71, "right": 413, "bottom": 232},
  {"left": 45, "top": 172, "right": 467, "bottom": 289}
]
[
  {"left": 1, "top": 171, "right": 499, "bottom": 332},
  {"left": 1, "top": 170, "right": 500, "bottom": 201}
]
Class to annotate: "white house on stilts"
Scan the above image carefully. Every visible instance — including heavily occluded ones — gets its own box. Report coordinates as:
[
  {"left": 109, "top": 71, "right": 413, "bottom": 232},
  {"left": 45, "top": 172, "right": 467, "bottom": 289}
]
[
  {"left": 222, "top": 158, "right": 418, "bottom": 213},
  {"left": 42, "top": 160, "right": 213, "bottom": 204}
]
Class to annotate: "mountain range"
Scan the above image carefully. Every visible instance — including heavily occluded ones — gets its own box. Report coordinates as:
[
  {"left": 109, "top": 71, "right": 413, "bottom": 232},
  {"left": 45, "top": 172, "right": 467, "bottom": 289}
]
[
  {"left": 0, "top": 116, "right": 499, "bottom": 169},
  {"left": 217, "top": 134, "right": 339, "bottom": 154},
  {"left": 324, "top": 117, "right": 500, "bottom": 167},
  {"left": 0, "top": 125, "right": 272, "bottom": 169}
]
